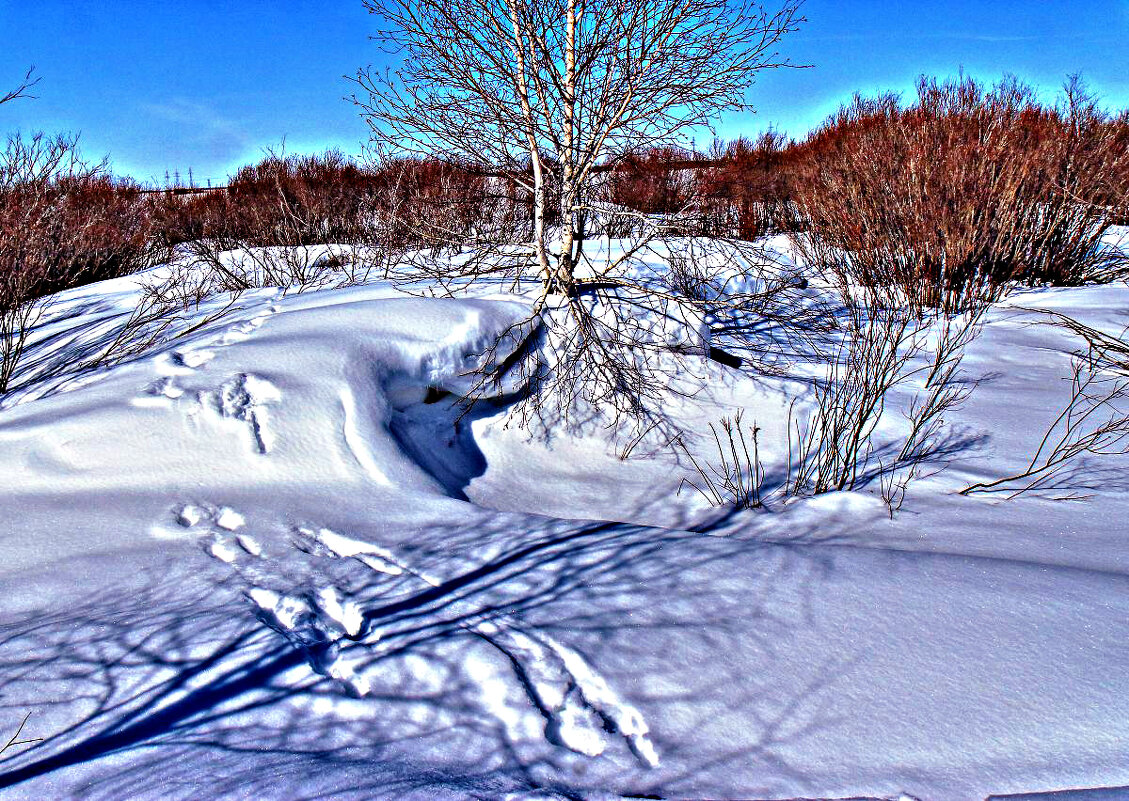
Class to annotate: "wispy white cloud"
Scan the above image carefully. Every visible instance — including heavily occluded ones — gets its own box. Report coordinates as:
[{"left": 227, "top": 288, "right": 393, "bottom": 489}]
[{"left": 141, "top": 98, "right": 249, "bottom": 164}]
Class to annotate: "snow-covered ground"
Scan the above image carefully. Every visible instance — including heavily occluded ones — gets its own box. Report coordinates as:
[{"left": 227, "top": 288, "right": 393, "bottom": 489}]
[{"left": 2, "top": 238, "right": 1129, "bottom": 800}]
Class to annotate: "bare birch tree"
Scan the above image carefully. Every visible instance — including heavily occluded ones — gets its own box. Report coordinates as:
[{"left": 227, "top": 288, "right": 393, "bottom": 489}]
[
  {"left": 354, "top": 0, "right": 801, "bottom": 295},
  {"left": 352, "top": 0, "right": 808, "bottom": 442}
]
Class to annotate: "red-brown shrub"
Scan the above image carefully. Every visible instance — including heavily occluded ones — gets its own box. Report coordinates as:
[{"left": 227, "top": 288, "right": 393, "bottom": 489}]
[
  {"left": 788, "top": 75, "right": 1129, "bottom": 309},
  {"left": 602, "top": 146, "right": 700, "bottom": 216},
  {"left": 226, "top": 150, "right": 373, "bottom": 246},
  {"left": 149, "top": 150, "right": 376, "bottom": 249},
  {"left": 694, "top": 132, "right": 796, "bottom": 239},
  {"left": 368, "top": 156, "right": 496, "bottom": 247},
  {"left": 1, "top": 132, "right": 161, "bottom": 391},
  {"left": 0, "top": 133, "right": 157, "bottom": 309},
  {"left": 147, "top": 152, "right": 509, "bottom": 255},
  {"left": 147, "top": 189, "right": 229, "bottom": 249},
  {"left": 596, "top": 136, "right": 799, "bottom": 240}
]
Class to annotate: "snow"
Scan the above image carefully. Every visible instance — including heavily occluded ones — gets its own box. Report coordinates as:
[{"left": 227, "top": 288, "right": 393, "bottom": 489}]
[{"left": 2, "top": 239, "right": 1129, "bottom": 799}]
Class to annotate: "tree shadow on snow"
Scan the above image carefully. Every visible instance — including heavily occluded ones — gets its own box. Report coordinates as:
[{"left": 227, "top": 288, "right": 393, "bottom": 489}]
[{"left": 0, "top": 512, "right": 860, "bottom": 800}]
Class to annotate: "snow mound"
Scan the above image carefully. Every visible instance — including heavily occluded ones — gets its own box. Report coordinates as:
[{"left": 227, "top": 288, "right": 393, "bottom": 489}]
[{"left": 5, "top": 250, "right": 1129, "bottom": 800}]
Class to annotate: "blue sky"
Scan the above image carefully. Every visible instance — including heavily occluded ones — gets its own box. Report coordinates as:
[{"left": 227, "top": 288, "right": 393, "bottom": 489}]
[{"left": 1, "top": 1, "right": 1126, "bottom": 185}]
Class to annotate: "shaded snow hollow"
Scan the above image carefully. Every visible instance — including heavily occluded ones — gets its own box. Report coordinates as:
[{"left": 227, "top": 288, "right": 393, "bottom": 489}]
[{"left": 1, "top": 250, "right": 1129, "bottom": 800}]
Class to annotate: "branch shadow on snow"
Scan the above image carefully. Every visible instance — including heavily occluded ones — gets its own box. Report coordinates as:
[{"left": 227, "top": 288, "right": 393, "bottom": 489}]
[
  {"left": 1, "top": 286, "right": 247, "bottom": 408},
  {"left": 0, "top": 511, "right": 859, "bottom": 799}
]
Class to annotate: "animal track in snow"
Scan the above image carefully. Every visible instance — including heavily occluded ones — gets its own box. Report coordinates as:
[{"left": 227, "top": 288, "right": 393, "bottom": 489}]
[
  {"left": 201, "top": 519, "right": 661, "bottom": 767},
  {"left": 209, "top": 535, "right": 242, "bottom": 564},
  {"left": 151, "top": 348, "right": 217, "bottom": 381},
  {"left": 133, "top": 371, "right": 191, "bottom": 409},
  {"left": 168, "top": 502, "right": 265, "bottom": 562},
  {"left": 199, "top": 373, "right": 281, "bottom": 454},
  {"left": 476, "top": 622, "right": 660, "bottom": 766},
  {"left": 136, "top": 368, "right": 283, "bottom": 459},
  {"left": 236, "top": 533, "right": 263, "bottom": 556},
  {"left": 175, "top": 349, "right": 215, "bottom": 369},
  {"left": 218, "top": 304, "right": 279, "bottom": 345},
  {"left": 215, "top": 507, "right": 246, "bottom": 530},
  {"left": 135, "top": 300, "right": 282, "bottom": 406},
  {"left": 176, "top": 503, "right": 207, "bottom": 528},
  {"left": 296, "top": 526, "right": 411, "bottom": 578},
  {"left": 149, "top": 376, "right": 185, "bottom": 399}
]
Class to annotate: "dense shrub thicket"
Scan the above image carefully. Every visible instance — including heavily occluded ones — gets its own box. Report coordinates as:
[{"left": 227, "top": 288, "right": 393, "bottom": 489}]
[
  {"left": 596, "top": 77, "right": 1129, "bottom": 306},
  {"left": 368, "top": 157, "right": 505, "bottom": 247},
  {"left": 0, "top": 133, "right": 157, "bottom": 311},
  {"left": 694, "top": 132, "right": 796, "bottom": 239},
  {"left": 597, "top": 135, "right": 796, "bottom": 239},
  {"left": 151, "top": 151, "right": 378, "bottom": 249},
  {"left": 788, "top": 76, "right": 1129, "bottom": 309},
  {"left": 3, "top": 74, "right": 1128, "bottom": 315},
  {"left": 601, "top": 146, "right": 701, "bottom": 216},
  {"left": 0, "top": 133, "right": 161, "bottom": 391},
  {"left": 149, "top": 152, "right": 513, "bottom": 253}
]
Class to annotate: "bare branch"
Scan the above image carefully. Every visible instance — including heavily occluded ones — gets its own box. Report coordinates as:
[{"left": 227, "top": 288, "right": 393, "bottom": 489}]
[
  {"left": 961, "top": 312, "right": 1129, "bottom": 499},
  {"left": 0, "top": 67, "right": 39, "bottom": 107}
]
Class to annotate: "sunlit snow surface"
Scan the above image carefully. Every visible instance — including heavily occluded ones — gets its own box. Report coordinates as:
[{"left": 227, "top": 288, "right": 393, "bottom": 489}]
[{"left": 2, "top": 238, "right": 1129, "bottom": 800}]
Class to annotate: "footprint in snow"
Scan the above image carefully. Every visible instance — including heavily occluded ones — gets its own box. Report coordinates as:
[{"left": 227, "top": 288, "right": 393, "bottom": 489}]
[
  {"left": 191, "top": 515, "right": 661, "bottom": 767},
  {"left": 133, "top": 349, "right": 214, "bottom": 407},
  {"left": 136, "top": 301, "right": 282, "bottom": 405},
  {"left": 168, "top": 502, "right": 265, "bottom": 563},
  {"left": 218, "top": 303, "right": 280, "bottom": 346},
  {"left": 195, "top": 373, "right": 281, "bottom": 454}
]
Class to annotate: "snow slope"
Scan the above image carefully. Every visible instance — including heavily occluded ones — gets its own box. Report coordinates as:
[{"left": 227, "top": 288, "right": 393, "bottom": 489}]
[{"left": 2, "top": 248, "right": 1129, "bottom": 800}]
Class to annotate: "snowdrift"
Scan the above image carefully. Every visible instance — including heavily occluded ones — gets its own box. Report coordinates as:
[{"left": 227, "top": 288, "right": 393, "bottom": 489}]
[{"left": 2, "top": 253, "right": 1129, "bottom": 800}]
